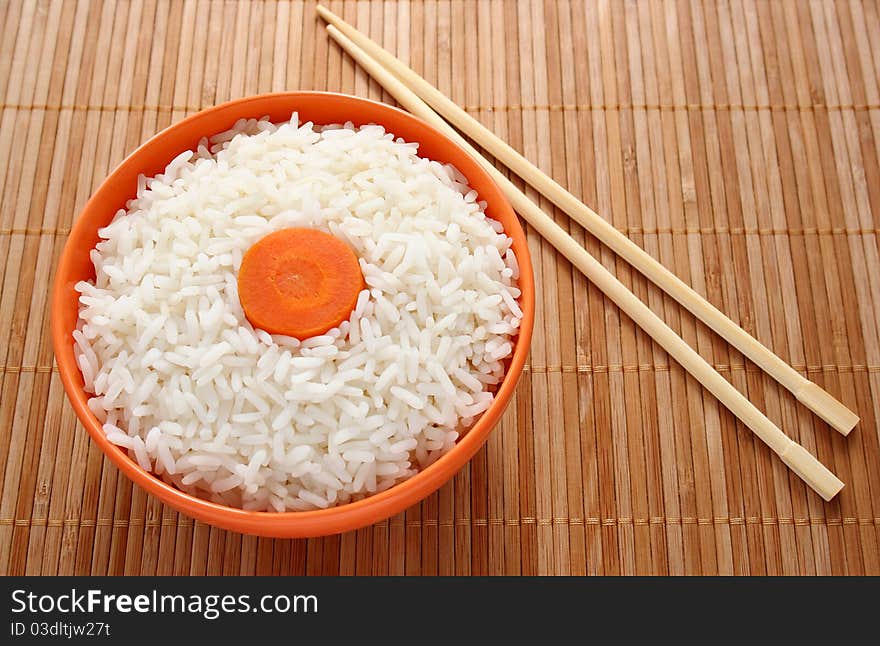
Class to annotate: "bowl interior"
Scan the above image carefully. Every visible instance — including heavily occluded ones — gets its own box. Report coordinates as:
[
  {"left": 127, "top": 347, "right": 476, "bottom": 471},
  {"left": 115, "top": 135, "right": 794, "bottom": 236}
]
[{"left": 52, "top": 92, "right": 534, "bottom": 538}]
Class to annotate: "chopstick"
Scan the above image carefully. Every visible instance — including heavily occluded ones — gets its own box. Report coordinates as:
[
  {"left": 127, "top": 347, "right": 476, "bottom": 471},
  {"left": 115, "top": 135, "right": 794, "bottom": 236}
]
[
  {"left": 321, "top": 23, "right": 845, "bottom": 501},
  {"left": 316, "top": 6, "right": 858, "bottom": 437}
]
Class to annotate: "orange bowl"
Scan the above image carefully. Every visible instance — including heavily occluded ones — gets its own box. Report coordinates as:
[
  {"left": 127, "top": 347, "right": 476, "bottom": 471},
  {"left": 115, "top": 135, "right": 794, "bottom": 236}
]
[{"left": 51, "top": 92, "right": 534, "bottom": 538}]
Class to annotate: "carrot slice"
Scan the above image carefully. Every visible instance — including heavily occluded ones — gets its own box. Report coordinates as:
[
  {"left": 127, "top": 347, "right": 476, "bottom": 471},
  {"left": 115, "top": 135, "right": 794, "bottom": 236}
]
[{"left": 237, "top": 227, "right": 365, "bottom": 339}]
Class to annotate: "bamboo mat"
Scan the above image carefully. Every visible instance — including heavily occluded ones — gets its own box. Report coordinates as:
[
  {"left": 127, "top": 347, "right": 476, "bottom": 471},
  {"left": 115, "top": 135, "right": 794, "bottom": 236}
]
[{"left": 1, "top": 0, "right": 879, "bottom": 576}]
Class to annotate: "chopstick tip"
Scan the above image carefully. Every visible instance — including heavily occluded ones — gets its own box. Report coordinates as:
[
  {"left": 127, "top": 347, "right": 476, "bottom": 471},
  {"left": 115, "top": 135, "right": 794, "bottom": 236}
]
[
  {"left": 324, "top": 24, "right": 347, "bottom": 48},
  {"left": 795, "top": 381, "right": 859, "bottom": 436},
  {"left": 315, "top": 4, "right": 333, "bottom": 22}
]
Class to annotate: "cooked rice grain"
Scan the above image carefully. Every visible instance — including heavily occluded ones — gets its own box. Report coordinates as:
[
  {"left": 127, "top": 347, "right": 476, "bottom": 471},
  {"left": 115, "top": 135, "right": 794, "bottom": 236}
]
[{"left": 75, "top": 114, "right": 522, "bottom": 511}]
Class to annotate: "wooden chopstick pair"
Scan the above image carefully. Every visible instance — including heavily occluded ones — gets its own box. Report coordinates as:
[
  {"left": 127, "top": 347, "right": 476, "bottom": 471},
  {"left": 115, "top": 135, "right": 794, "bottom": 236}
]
[{"left": 316, "top": 5, "right": 857, "bottom": 501}]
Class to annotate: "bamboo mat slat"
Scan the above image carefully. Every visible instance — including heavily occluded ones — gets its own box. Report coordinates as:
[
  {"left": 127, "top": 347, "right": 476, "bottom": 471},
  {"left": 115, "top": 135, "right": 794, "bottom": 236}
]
[{"left": 1, "top": 0, "right": 879, "bottom": 576}]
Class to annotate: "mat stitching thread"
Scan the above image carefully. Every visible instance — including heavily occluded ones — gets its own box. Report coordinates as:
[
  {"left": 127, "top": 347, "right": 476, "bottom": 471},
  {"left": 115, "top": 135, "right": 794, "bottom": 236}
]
[
  {"left": 2, "top": 227, "right": 877, "bottom": 237},
  {"left": 469, "top": 103, "right": 880, "bottom": 113},
  {"left": 523, "top": 364, "right": 879, "bottom": 375},
  {"left": 0, "top": 228, "right": 71, "bottom": 236},
  {"left": 2, "top": 516, "right": 877, "bottom": 528},
  {"left": 617, "top": 226, "right": 880, "bottom": 236},
  {"left": 0, "top": 366, "right": 57, "bottom": 374},
  {"left": 1, "top": 102, "right": 879, "bottom": 113},
  {"left": 2, "top": 364, "right": 878, "bottom": 375}
]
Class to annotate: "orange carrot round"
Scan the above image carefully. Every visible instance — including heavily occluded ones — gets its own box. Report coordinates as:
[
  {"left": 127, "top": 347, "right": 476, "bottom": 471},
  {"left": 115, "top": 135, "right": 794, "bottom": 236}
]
[{"left": 237, "top": 227, "right": 365, "bottom": 339}]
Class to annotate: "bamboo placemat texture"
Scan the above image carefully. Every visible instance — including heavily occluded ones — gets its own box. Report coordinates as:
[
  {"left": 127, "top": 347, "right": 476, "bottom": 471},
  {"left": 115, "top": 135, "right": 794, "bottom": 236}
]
[{"left": 1, "top": 0, "right": 879, "bottom": 576}]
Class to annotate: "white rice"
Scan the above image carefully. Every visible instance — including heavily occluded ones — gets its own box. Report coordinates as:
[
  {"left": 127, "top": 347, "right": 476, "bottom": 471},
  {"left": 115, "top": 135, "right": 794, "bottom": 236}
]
[{"left": 75, "top": 113, "right": 522, "bottom": 512}]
